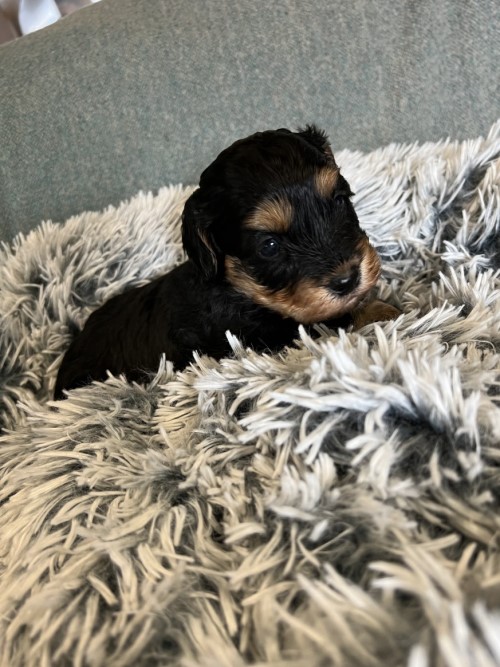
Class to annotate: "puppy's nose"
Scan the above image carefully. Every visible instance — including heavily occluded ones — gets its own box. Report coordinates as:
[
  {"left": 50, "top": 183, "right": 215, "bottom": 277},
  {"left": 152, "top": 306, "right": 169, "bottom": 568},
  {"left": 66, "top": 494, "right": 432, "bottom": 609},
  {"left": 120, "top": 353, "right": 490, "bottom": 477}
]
[{"left": 329, "top": 267, "right": 360, "bottom": 295}]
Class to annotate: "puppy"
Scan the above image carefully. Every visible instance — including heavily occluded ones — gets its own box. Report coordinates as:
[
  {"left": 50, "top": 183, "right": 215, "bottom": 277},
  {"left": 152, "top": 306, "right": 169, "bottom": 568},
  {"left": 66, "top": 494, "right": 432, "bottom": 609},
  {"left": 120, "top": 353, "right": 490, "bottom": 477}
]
[{"left": 54, "top": 126, "right": 399, "bottom": 399}]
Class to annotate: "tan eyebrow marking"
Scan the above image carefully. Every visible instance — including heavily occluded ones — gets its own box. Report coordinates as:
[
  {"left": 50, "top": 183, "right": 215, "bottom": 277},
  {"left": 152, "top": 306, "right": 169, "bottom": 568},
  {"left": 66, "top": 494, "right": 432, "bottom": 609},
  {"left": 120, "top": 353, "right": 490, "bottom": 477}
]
[
  {"left": 244, "top": 198, "right": 293, "bottom": 233},
  {"left": 314, "top": 166, "right": 340, "bottom": 198}
]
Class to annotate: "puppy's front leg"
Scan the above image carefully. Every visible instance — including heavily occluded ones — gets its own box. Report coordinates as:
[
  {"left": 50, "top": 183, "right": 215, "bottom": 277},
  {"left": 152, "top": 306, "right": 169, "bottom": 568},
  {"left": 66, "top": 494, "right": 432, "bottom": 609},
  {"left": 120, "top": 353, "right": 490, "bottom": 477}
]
[{"left": 351, "top": 299, "right": 401, "bottom": 330}]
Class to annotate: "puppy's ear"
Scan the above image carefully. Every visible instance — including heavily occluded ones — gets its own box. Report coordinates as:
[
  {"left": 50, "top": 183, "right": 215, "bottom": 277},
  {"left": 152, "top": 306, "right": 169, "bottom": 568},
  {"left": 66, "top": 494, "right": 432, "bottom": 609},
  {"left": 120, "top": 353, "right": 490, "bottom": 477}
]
[
  {"left": 296, "top": 124, "right": 335, "bottom": 161},
  {"left": 182, "top": 188, "right": 221, "bottom": 280}
]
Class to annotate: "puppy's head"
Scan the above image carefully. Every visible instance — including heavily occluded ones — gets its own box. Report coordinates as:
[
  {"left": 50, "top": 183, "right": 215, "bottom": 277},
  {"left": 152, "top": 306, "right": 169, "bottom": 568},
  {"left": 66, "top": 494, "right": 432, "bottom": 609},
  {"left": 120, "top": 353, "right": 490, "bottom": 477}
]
[{"left": 182, "top": 126, "right": 380, "bottom": 323}]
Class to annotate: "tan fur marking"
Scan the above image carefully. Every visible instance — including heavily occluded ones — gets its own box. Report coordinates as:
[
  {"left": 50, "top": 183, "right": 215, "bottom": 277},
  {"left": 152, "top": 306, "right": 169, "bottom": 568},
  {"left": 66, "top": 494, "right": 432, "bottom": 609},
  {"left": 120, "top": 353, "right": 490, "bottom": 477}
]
[
  {"left": 245, "top": 198, "right": 293, "bottom": 233},
  {"left": 314, "top": 166, "right": 339, "bottom": 198},
  {"left": 226, "top": 257, "right": 360, "bottom": 323},
  {"left": 358, "top": 238, "right": 381, "bottom": 290},
  {"left": 352, "top": 300, "right": 402, "bottom": 329},
  {"left": 225, "top": 237, "right": 382, "bottom": 324},
  {"left": 347, "top": 236, "right": 381, "bottom": 292}
]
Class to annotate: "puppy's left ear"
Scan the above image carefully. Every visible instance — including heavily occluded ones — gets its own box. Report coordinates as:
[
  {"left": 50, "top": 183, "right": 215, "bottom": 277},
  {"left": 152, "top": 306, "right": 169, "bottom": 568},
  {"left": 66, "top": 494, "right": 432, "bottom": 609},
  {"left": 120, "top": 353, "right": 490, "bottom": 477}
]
[
  {"left": 296, "top": 124, "right": 335, "bottom": 162},
  {"left": 182, "top": 188, "right": 221, "bottom": 280}
]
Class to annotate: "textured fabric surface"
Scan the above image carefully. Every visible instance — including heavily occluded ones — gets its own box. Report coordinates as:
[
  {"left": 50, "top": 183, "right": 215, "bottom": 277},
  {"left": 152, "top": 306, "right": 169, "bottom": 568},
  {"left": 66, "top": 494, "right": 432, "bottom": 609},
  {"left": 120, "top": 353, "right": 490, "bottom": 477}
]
[
  {"left": 1, "top": 0, "right": 499, "bottom": 243},
  {"left": 1, "top": 126, "right": 500, "bottom": 665}
]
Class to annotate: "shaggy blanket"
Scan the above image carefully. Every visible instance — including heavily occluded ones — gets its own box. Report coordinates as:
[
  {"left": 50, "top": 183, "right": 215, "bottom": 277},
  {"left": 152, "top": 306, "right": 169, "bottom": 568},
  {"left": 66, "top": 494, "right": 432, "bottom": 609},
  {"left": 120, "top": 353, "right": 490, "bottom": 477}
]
[{"left": 1, "top": 124, "right": 500, "bottom": 667}]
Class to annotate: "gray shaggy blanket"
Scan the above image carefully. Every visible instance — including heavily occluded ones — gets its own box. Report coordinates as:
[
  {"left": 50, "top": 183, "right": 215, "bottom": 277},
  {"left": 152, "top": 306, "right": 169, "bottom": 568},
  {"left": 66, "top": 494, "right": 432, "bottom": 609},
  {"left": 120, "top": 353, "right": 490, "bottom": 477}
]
[{"left": 1, "top": 123, "right": 500, "bottom": 667}]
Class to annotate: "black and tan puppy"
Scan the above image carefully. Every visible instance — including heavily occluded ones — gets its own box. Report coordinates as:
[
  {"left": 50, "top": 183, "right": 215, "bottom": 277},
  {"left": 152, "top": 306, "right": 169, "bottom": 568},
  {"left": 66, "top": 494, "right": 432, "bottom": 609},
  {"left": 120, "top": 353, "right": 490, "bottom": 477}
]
[{"left": 54, "top": 126, "right": 399, "bottom": 399}]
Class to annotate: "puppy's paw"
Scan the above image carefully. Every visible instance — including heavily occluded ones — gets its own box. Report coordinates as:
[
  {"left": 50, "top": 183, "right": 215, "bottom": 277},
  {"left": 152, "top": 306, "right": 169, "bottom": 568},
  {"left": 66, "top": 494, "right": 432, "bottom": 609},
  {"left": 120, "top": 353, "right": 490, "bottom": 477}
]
[{"left": 352, "top": 300, "right": 402, "bottom": 330}]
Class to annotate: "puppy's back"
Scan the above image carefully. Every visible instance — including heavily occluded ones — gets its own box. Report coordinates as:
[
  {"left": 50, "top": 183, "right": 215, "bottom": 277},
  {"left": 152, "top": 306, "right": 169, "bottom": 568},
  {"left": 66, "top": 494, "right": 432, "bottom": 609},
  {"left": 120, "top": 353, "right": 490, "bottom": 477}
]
[{"left": 54, "top": 266, "right": 194, "bottom": 399}]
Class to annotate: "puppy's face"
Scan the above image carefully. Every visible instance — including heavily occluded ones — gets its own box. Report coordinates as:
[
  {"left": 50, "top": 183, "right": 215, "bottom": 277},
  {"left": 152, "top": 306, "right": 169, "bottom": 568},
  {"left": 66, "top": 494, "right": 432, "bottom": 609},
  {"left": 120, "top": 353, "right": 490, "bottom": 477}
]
[{"left": 182, "top": 126, "right": 380, "bottom": 323}]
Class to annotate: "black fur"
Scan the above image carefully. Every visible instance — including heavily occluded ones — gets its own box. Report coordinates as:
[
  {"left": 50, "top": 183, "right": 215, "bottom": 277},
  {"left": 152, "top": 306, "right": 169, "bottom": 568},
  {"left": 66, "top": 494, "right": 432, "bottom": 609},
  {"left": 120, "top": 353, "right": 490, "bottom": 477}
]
[{"left": 54, "top": 126, "right": 383, "bottom": 399}]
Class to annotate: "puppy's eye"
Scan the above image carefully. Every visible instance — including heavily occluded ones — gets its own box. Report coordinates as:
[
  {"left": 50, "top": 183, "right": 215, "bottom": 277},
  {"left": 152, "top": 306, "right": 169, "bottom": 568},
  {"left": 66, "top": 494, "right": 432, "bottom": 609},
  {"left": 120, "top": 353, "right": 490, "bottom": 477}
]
[{"left": 259, "top": 237, "right": 280, "bottom": 258}]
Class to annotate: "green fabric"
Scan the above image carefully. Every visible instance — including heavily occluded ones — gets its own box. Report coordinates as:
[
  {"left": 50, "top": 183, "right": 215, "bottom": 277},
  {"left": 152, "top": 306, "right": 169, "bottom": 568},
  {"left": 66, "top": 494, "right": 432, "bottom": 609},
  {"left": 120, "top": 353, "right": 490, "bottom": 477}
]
[{"left": 0, "top": 0, "right": 499, "bottom": 243}]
